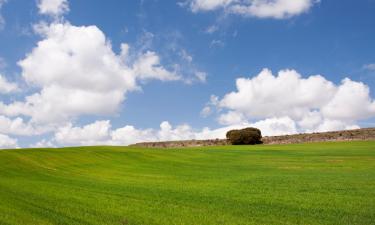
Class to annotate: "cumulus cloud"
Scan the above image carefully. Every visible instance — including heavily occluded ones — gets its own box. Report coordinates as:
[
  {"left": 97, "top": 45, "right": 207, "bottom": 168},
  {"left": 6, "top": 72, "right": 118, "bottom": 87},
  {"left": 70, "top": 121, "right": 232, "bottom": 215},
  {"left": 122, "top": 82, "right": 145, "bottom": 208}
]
[
  {"left": 0, "top": 115, "right": 43, "bottom": 136},
  {"left": 211, "top": 68, "right": 375, "bottom": 133},
  {"left": 37, "top": 0, "right": 69, "bottom": 18},
  {"left": 0, "top": 133, "right": 18, "bottom": 149},
  {"left": 55, "top": 120, "right": 111, "bottom": 146},
  {"left": 186, "top": 0, "right": 319, "bottom": 19},
  {"left": 0, "top": 1, "right": 207, "bottom": 146},
  {"left": 0, "top": 74, "right": 18, "bottom": 93},
  {"left": 321, "top": 78, "right": 375, "bottom": 121},
  {"left": 218, "top": 111, "right": 246, "bottom": 125},
  {"left": 0, "top": 22, "right": 180, "bottom": 125}
]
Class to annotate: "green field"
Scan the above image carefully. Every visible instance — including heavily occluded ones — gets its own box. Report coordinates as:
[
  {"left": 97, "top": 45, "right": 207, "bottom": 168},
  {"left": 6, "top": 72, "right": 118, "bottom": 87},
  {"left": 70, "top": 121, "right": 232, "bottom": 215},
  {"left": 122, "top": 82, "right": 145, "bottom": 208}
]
[{"left": 0, "top": 141, "right": 374, "bottom": 225}]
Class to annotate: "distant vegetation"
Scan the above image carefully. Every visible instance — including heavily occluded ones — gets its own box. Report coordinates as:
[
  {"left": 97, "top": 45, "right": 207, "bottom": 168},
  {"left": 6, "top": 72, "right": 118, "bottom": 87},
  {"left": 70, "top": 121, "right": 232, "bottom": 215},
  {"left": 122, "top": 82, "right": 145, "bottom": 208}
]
[
  {"left": 132, "top": 127, "right": 375, "bottom": 148},
  {"left": 226, "top": 127, "right": 262, "bottom": 145},
  {"left": 0, "top": 141, "right": 374, "bottom": 224}
]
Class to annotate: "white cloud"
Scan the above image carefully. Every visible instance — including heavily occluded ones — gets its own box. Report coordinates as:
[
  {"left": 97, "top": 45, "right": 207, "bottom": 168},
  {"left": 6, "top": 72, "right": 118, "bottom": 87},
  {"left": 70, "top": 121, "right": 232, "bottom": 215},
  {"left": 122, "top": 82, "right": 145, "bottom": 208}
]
[
  {"left": 194, "top": 71, "right": 207, "bottom": 83},
  {"left": 190, "top": 0, "right": 235, "bottom": 12},
  {"left": 251, "top": 116, "right": 298, "bottom": 135},
  {"left": 132, "top": 51, "right": 181, "bottom": 81},
  {"left": 313, "top": 120, "right": 359, "bottom": 133},
  {"left": 210, "top": 39, "right": 225, "bottom": 48},
  {"left": 229, "top": 0, "right": 317, "bottom": 19},
  {"left": 30, "top": 139, "right": 56, "bottom": 148},
  {"left": 38, "top": 0, "right": 69, "bottom": 18},
  {"left": 219, "top": 69, "right": 336, "bottom": 119},
  {"left": 187, "top": 0, "right": 319, "bottom": 19},
  {"left": 218, "top": 111, "right": 246, "bottom": 125},
  {"left": 200, "top": 106, "right": 212, "bottom": 117},
  {"left": 205, "top": 25, "right": 219, "bottom": 34},
  {"left": 0, "top": 133, "right": 18, "bottom": 149},
  {"left": 54, "top": 120, "right": 199, "bottom": 146},
  {"left": 363, "top": 63, "right": 375, "bottom": 71},
  {"left": 0, "top": 22, "right": 179, "bottom": 125},
  {"left": 0, "top": 0, "right": 7, "bottom": 30},
  {"left": 212, "top": 68, "right": 375, "bottom": 133},
  {"left": 111, "top": 125, "right": 155, "bottom": 145},
  {"left": 321, "top": 78, "right": 375, "bottom": 121},
  {"left": 0, "top": 115, "right": 43, "bottom": 136},
  {"left": 53, "top": 118, "right": 302, "bottom": 147},
  {"left": 0, "top": 16, "right": 3, "bottom": 30},
  {"left": 55, "top": 120, "right": 111, "bottom": 146},
  {"left": 179, "top": 49, "right": 193, "bottom": 63},
  {"left": 0, "top": 74, "right": 18, "bottom": 93}
]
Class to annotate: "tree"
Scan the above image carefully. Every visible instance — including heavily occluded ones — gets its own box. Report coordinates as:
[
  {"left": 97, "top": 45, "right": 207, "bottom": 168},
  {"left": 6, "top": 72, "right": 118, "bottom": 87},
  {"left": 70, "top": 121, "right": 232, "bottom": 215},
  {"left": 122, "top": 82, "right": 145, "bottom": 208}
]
[{"left": 226, "top": 127, "right": 262, "bottom": 145}]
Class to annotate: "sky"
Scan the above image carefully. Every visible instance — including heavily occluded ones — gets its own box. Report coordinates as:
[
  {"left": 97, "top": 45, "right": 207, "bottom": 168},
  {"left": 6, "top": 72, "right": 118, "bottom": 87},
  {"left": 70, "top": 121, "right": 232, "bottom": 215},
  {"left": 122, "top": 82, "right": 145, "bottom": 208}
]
[{"left": 0, "top": 0, "right": 374, "bottom": 148}]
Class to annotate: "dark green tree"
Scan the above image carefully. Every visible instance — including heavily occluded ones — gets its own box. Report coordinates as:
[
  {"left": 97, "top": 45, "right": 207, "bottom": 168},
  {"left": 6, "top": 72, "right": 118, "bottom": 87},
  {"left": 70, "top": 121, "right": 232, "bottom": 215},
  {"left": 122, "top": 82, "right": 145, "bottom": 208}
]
[{"left": 226, "top": 127, "right": 262, "bottom": 145}]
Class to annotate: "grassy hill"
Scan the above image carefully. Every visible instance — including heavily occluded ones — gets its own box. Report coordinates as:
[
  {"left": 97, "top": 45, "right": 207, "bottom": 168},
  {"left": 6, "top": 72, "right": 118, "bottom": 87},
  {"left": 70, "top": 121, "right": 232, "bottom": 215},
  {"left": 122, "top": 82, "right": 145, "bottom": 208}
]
[{"left": 0, "top": 141, "right": 374, "bottom": 225}]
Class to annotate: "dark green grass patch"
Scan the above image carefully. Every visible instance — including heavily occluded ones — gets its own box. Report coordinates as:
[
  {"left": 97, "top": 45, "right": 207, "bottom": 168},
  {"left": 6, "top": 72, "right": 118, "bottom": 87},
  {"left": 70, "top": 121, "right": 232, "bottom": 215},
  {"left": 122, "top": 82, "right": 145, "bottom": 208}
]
[{"left": 0, "top": 141, "right": 374, "bottom": 224}]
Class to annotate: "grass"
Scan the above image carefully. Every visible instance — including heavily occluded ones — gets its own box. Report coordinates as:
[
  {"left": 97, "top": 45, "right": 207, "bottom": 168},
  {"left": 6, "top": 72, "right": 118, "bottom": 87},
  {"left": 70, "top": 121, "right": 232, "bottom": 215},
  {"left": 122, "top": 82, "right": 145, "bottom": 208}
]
[{"left": 0, "top": 141, "right": 374, "bottom": 225}]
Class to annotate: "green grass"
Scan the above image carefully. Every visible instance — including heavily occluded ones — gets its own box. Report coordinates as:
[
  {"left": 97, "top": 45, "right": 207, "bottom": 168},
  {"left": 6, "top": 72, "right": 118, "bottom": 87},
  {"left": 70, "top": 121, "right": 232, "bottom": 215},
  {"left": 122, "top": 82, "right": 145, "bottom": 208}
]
[{"left": 0, "top": 141, "right": 374, "bottom": 225}]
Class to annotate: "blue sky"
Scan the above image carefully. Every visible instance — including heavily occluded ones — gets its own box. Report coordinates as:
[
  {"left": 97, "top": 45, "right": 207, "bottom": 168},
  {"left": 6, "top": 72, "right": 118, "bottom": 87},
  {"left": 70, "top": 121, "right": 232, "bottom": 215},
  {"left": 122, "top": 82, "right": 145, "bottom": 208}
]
[{"left": 0, "top": 0, "right": 374, "bottom": 148}]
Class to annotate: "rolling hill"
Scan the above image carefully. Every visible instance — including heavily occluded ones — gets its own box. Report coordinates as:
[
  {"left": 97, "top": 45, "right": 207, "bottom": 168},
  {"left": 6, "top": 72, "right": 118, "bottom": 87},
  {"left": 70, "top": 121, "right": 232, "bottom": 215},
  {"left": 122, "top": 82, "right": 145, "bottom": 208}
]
[{"left": 0, "top": 141, "right": 374, "bottom": 224}]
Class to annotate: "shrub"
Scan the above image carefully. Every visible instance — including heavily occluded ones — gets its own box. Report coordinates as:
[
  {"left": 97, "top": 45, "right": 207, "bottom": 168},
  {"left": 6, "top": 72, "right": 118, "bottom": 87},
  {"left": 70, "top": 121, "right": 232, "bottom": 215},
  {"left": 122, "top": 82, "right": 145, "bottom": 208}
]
[{"left": 226, "top": 127, "right": 262, "bottom": 145}]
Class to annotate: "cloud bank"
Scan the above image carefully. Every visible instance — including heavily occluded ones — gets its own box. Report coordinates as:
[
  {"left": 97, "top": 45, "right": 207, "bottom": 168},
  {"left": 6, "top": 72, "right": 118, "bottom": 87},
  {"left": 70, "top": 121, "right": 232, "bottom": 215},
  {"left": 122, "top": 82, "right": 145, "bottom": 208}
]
[{"left": 52, "top": 118, "right": 301, "bottom": 147}]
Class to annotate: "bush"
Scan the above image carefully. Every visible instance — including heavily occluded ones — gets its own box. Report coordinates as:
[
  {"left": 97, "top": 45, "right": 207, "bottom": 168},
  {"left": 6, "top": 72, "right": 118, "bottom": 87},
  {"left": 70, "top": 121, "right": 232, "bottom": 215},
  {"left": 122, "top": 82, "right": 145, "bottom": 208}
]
[{"left": 226, "top": 127, "right": 262, "bottom": 145}]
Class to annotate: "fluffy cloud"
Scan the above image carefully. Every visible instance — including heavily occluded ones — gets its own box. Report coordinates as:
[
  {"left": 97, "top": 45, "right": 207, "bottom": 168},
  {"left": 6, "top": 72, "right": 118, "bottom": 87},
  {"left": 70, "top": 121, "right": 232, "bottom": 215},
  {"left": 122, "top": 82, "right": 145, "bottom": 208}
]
[
  {"left": 251, "top": 117, "right": 298, "bottom": 135},
  {"left": 321, "top": 78, "right": 375, "bottom": 121},
  {"left": 132, "top": 51, "right": 180, "bottom": 81},
  {"left": 211, "top": 68, "right": 375, "bottom": 133},
  {"left": 0, "top": 133, "right": 18, "bottom": 149},
  {"left": 37, "top": 0, "right": 69, "bottom": 17},
  {"left": 218, "top": 111, "right": 246, "bottom": 125},
  {"left": 0, "top": 1, "right": 207, "bottom": 147},
  {"left": 219, "top": 69, "right": 336, "bottom": 119},
  {"left": 0, "top": 116, "right": 42, "bottom": 136},
  {"left": 187, "top": 0, "right": 319, "bottom": 19},
  {"left": 0, "top": 22, "right": 179, "bottom": 125},
  {"left": 55, "top": 120, "right": 111, "bottom": 146},
  {"left": 0, "top": 74, "right": 18, "bottom": 93}
]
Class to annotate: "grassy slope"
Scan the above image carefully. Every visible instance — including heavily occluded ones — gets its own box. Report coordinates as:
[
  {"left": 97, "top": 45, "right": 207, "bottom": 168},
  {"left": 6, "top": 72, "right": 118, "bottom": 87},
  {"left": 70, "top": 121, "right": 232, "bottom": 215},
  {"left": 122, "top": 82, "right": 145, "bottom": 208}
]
[{"left": 0, "top": 141, "right": 374, "bottom": 225}]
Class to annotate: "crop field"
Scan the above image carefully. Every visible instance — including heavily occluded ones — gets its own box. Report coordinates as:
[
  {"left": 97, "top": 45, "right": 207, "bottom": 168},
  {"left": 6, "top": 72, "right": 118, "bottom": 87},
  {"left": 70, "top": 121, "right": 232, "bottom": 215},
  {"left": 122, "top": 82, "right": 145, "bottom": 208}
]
[{"left": 0, "top": 141, "right": 374, "bottom": 225}]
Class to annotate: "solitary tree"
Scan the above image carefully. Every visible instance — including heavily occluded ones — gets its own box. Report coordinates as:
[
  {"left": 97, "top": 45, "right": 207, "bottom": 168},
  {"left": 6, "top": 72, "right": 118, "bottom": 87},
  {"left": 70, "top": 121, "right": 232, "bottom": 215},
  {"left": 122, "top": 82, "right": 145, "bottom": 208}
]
[{"left": 226, "top": 127, "right": 262, "bottom": 145}]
